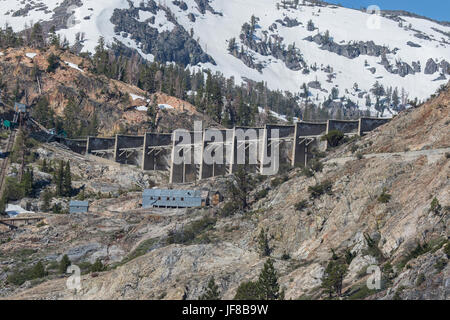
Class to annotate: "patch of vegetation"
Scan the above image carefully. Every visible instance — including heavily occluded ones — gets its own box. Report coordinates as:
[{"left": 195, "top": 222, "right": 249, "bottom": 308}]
[
  {"left": 444, "top": 241, "right": 450, "bottom": 258},
  {"left": 392, "top": 286, "right": 405, "bottom": 300},
  {"left": 281, "top": 252, "right": 291, "bottom": 260},
  {"left": 416, "top": 273, "right": 426, "bottom": 286},
  {"left": 382, "top": 262, "right": 396, "bottom": 281},
  {"left": 429, "top": 197, "right": 442, "bottom": 215},
  {"left": 397, "top": 242, "right": 432, "bottom": 271},
  {"left": 346, "top": 283, "right": 377, "bottom": 300},
  {"left": 363, "top": 233, "right": 385, "bottom": 262},
  {"left": 58, "top": 255, "right": 71, "bottom": 274},
  {"left": 294, "top": 199, "right": 308, "bottom": 211},
  {"left": 220, "top": 201, "right": 239, "bottom": 217},
  {"left": 36, "top": 221, "right": 47, "bottom": 228},
  {"left": 308, "top": 180, "right": 333, "bottom": 199},
  {"left": 119, "top": 237, "right": 159, "bottom": 266},
  {"left": 344, "top": 248, "right": 356, "bottom": 265},
  {"left": 309, "top": 159, "right": 323, "bottom": 173},
  {"left": 377, "top": 188, "right": 391, "bottom": 203},
  {"left": 227, "top": 165, "right": 256, "bottom": 212},
  {"left": 234, "top": 281, "right": 260, "bottom": 300},
  {"left": 90, "top": 259, "right": 107, "bottom": 272},
  {"left": 321, "top": 130, "right": 345, "bottom": 148},
  {"left": 322, "top": 257, "right": 348, "bottom": 298},
  {"left": 270, "top": 175, "right": 289, "bottom": 188},
  {"left": 434, "top": 258, "right": 447, "bottom": 272},
  {"left": 46, "top": 53, "right": 60, "bottom": 73},
  {"left": 233, "top": 259, "right": 284, "bottom": 300},
  {"left": 300, "top": 166, "right": 314, "bottom": 178},
  {"left": 167, "top": 216, "right": 216, "bottom": 245},
  {"left": 7, "top": 261, "right": 47, "bottom": 286},
  {"left": 198, "top": 277, "right": 220, "bottom": 300},
  {"left": 255, "top": 188, "right": 269, "bottom": 201},
  {"left": 258, "top": 229, "right": 271, "bottom": 258}
]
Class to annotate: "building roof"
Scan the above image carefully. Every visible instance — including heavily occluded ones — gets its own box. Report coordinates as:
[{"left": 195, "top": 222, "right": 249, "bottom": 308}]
[
  {"left": 69, "top": 200, "right": 89, "bottom": 207},
  {"left": 143, "top": 189, "right": 202, "bottom": 198},
  {"left": 14, "top": 102, "right": 27, "bottom": 111}
]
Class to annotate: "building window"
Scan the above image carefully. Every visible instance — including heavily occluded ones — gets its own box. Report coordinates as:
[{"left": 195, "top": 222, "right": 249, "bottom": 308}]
[
  {"left": 158, "top": 197, "right": 161, "bottom": 200},
  {"left": 167, "top": 197, "right": 170, "bottom": 201},
  {"left": 181, "top": 197, "right": 184, "bottom": 201}
]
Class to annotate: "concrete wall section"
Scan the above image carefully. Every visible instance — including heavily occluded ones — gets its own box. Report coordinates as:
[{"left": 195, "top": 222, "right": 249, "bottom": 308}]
[
  {"left": 230, "top": 127, "right": 264, "bottom": 174},
  {"left": 86, "top": 137, "right": 116, "bottom": 153},
  {"left": 296, "top": 121, "right": 327, "bottom": 137},
  {"left": 291, "top": 122, "right": 326, "bottom": 167},
  {"left": 358, "top": 118, "right": 390, "bottom": 135},
  {"left": 63, "top": 139, "right": 87, "bottom": 155},
  {"left": 261, "top": 124, "right": 295, "bottom": 175},
  {"left": 200, "top": 129, "right": 233, "bottom": 179},
  {"left": 327, "top": 120, "right": 359, "bottom": 134},
  {"left": 142, "top": 133, "right": 172, "bottom": 171},
  {"left": 170, "top": 131, "right": 202, "bottom": 184},
  {"left": 114, "top": 135, "right": 145, "bottom": 165}
]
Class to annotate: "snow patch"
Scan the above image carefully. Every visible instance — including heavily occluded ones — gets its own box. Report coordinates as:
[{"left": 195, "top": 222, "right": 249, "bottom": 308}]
[
  {"left": 158, "top": 104, "right": 174, "bottom": 110},
  {"left": 5, "top": 204, "right": 34, "bottom": 217},
  {"left": 130, "top": 93, "right": 146, "bottom": 101},
  {"left": 135, "top": 105, "right": 148, "bottom": 111},
  {"left": 64, "top": 61, "right": 84, "bottom": 72}
]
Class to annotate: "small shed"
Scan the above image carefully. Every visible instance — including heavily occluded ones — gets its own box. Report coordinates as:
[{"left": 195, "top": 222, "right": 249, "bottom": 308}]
[
  {"left": 14, "top": 102, "right": 28, "bottom": 113},
  {"left": 69, "top": 200, "right": 89, "bottom": 213},
  {"left": 142, "top": 189, "right": 206, "bottom": 208}
]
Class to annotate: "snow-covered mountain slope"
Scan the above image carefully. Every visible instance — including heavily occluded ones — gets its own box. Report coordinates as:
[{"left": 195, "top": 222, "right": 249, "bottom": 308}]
[{"left": 1, "top": 0, "right": 449, "bottom": 114}]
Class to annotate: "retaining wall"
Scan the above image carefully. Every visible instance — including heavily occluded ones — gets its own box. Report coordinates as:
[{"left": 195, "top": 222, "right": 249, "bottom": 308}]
[
  {"left": 114, "top": 135, "right": 145, "bottom": 165},
  {"left": 359, "top": 117, "right": 391, "bottom": 135},
  {"left": 327, "top": 120, "right": 359, "bottom": 134},
  {"left": 142, "top": 133, "right": 172, "bottom": 171}
]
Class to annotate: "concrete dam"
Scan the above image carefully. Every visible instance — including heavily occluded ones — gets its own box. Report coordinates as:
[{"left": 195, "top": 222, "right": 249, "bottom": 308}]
[{"left": 60, "top": 118, "right": 390, "bottom": 184}]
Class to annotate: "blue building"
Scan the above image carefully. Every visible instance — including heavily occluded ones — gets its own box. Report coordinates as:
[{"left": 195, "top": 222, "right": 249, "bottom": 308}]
[
  {"left": 69, "top": 200, "right": 89, "bottom": 213},
  {"left": 14, "top": 102, "right": 28, "bottom": 113},
  {"left": 142, "top": 189, "right": 207, "bottom": 208}
]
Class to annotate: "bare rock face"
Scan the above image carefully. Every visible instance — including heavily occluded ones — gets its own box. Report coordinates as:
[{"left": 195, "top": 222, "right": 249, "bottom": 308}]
[
  {"left": 2, "top": 85, "right": 449, "bottom": 301},
  {"left": 425, "top": 58, "right": 439, "bottom": 74}
]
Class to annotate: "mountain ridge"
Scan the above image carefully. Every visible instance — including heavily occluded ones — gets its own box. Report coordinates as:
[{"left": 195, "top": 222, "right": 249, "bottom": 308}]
[{"left": 1, "top": 0, "right": 449, "bottom": 118}]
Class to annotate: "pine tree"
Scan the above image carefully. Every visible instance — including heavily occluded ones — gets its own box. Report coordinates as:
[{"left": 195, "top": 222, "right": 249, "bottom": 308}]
[
  {"left": 59, "top": 254, "right": 71, "bottom": 274},
  {"left": 257, "top": 258, "right": 282, "bottom": 300},
  {"left": 228, "top": 37, "right": 237, "bottom": 53},
  {"left": 258, "top": 229, "right": 270, "bottom": 257},
  {"left": 227, "top": 165, "right": 255, "bottom": 211},
  {"left": 55, "top": 160, "right": 64, "bottom": 196},
  {"left": 90, "top": 259, "right": 106, "bottom": 272},
  {"left": 63, "top": 161, "right": 72, "bottom": 197},
  {"left": 392, "top": 87, "right": 400, "bottom": 109},
  {"left": 30, "top": 23, "right": 44, "bottom": 48},
  {"left": 199, "top": 277, "right": 221, "bottom": 300},
  {"left": 321, "top": 258, "right": 348, "bottom": 297},
  {"left": 21, "top": 168, "right": 34, "bottom": 197},
  {"left": 31, "top": 261, "right": 46, "bottom": 279},
  {"left": 233, "top": 281, "right": 260, "bottom": 300},
  {"left": 41, "top": 189, "right": 52, "bottom": 212}
]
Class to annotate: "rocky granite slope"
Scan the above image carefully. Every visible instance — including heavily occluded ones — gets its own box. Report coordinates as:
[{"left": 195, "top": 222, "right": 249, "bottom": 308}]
[{"left": 1, "top": 85, "right": 449, "bottom": 300}]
